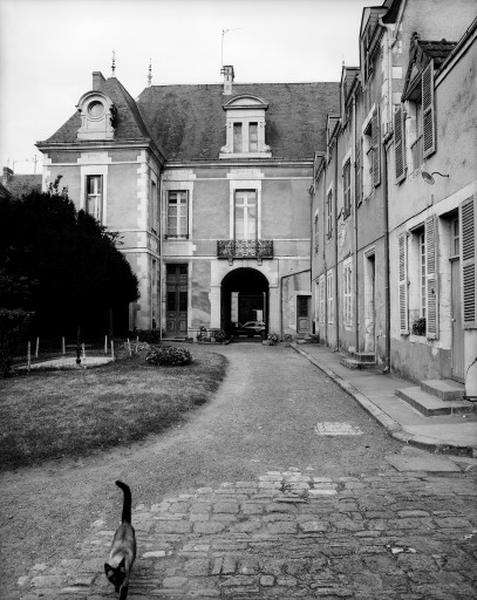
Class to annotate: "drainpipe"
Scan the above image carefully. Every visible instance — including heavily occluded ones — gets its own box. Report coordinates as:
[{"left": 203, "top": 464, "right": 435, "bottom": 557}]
[
  {"left": 353, "top": 93, "right": 360, "bottom": 353},
  {"left": 280, "top": 268, "right": 311, "bottom": 338},
  {"left": 382, "top": 135, "right": 391, "bottom": 372},
  {"left": 159, "top": 176, "right": 164, "bottom": 342},
  {"left": 322, "top": 162, "right": 328, "bottom": 345},
  {"left": 334, "top": 136, "right": 340, "bottom": 352}
]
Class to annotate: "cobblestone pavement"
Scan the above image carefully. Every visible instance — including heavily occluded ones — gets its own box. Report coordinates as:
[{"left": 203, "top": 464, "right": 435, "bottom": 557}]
[{"left": 18, "top": 466, "right": 477, "bottom": 600}]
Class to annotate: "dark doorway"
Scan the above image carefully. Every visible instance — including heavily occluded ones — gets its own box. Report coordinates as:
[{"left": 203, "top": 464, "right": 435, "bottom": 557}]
[
  {"left": 221, "top": 268, "right": 269, "bottom": 338},
  {"left": 166, "top": 264, "right": 188, "bottom": 336}
]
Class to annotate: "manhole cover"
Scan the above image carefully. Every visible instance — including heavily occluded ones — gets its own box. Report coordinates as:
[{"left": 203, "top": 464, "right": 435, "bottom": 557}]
[{"left": 314, "top": 422, "right": 363, "bottom": 436}]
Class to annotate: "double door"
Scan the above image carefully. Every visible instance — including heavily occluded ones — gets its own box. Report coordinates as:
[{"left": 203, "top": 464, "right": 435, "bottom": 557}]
[{"left": 166, "top": 264, "right": 188, "bottom": 336}]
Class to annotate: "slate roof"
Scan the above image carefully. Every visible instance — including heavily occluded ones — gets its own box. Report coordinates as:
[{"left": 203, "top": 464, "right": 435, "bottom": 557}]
[
  {"left": 137, "top": 82, "right": 340, "bottom": 161},
  {"left": 40, "top": 77, "right": 340, "bottom": 162},
  {"left": 2, "top": 174, "right": 42, "bottom": 198},
  {"left": 40, "top": 77, "right": 153, "bottom": 146}
]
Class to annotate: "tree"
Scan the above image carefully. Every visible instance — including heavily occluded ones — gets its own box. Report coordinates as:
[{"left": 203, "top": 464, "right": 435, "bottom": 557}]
[{"left": 0, "top": 184, "right": 139, "bottom": 354}]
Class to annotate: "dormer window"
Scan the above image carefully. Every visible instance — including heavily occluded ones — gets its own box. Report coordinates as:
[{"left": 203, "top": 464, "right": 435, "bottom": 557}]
[
  {"left": 220, "top": 95, "right": 271, "bottom": 158},
  {"left": 76, "top": 91, "right": 116, "bottom": 140}
]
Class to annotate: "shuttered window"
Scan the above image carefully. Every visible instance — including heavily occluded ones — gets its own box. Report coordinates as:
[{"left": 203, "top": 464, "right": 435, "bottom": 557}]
[
  {"left": 399, "top": 233, "right": 409, "bottom": 334},
  {"left": 355, "top": 140, "right": 362, "bottom": 205},
  {"left": 460, "top": 196, "right": 477, "bottom": 328},
  {"left": 372, "top": 108, "right": 381, "bottom": 187},
  {"left": 394, "top": 105, "right": 406, "bottom": 183},
  {"left": 422, "top": 61, "right": 436, "bottom": 158},
  {"left": 327, "top": 270, "right": 334, "bottom": 324},
  {"left": 343, "top": 160, "right": 351, "bottom": 218},
  {"left": 425, "top": 215, "right": 439, "bottom": 339}
]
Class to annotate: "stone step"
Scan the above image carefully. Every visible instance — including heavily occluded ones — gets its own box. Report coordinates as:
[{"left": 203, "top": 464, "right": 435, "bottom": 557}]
[
  {"left": 420, "top": 379, "right": 464, "bottom": 401},
  {"left": 340, "top": 357, "right": 376, "bottom": 370},
  {"left": 395, "top": 386, "right": 474, "bottom": 417},
  {"left": 352, "top": 351, "right": 376, "bottom": 363}
]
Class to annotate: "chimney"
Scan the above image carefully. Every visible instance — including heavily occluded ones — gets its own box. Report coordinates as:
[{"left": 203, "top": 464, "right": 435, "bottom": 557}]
[
  {"left": 2, "top": 166, "right": 13, "bottom": 185},
  {"left": 92, "top": 71, "right": 106, "bottom": 90},
  {"left": 221, "top": 65, "right": 235, "bottom": 95}
]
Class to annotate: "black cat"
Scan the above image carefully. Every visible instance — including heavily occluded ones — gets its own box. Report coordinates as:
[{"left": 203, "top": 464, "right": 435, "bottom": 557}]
[{"left": 104, "top": 481, "right": 136, "bottom": 600}]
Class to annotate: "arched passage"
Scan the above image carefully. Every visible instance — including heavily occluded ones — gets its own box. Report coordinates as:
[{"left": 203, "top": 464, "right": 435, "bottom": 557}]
[{"left": 221, "top": 268, "right": 269, "bottom": 338}]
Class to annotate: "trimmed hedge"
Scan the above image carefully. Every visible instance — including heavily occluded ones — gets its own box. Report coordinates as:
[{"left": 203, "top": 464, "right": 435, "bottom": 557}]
[{"left": 145, "top": 345, "right": 192, "bottom": 366}]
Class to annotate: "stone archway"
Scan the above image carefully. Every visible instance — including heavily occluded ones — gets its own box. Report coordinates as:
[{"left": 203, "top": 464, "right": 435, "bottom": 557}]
[{"left": 221, "top": 268, "right": 269, "bottom": 337}]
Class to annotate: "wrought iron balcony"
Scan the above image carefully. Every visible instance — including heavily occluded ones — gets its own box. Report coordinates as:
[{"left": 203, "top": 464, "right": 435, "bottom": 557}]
[{"left": 217, "top": 239, "right": 273, "bottom": 263}]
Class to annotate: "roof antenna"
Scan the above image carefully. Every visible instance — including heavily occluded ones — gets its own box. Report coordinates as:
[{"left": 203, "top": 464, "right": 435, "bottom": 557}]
[
  {"left": 111, "top": 50, "right": 116, "bottom": 77},
  {"left": 147, "top": 58, "right": 152, "bottom": 86}
]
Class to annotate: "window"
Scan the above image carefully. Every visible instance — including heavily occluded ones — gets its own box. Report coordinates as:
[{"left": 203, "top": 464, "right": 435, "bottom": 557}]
[
  {"left": 220, "top": 95, "right": 271, "bottom": 158},
  {"left": 86, "top": 175, "right": 103, "bottom": 221},
  {"left": 326, "top": 189, "right": 333, "bottom": 239},
  {"left": 451, "top": 217, "right": 459, "bottom": 258},
  {"left": 406, "top": 61, "right": 436, "bottom": 171},
  {"left": 233, "top": 123, "right": 243, "bottom": 153},
  {"left": 327, "top": 270, "right": 334, "bottom": 324},
  {"left": 167, "top": 191, "right": 189, "bottom": 238},
  {"left": 394, "top": 105, "right": 406, "bottom": 183},
  {"left": 150, "top": 180, "right": 158, "bottom": 233},
  {"left": 314, "top": 213, "right": 319, "bottom": 253},
  {"left": 319, "top": 275, "right": 326, "bottom": 324},
  {"left": 418, "top": 230, "right": 426, "bottom": 320},
  {"left": 249, "top": 123, "right": 258, "bottom": 152},
  {"left": 362, "top": 108, "right": 380, "bottom": 198},
  {"left": 343, "top": 260, "right": 353, "bottom": 327},
  {"left": 343, "top": 160, "right": 351, "bottom": 218},
  {"left": 234, "top": 190, "right": 257, "bottom": 240}
]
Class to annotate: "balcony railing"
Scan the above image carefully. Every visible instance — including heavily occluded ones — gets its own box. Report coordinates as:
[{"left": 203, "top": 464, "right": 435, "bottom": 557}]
[{"left": 217, "top": 239, "right": 273, "bottom": 263}]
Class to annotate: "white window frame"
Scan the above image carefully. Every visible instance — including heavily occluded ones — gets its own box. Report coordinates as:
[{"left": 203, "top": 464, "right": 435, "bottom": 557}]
[
  {"left": 327, "top": 270, "right": 334, "bottom": 324},
  {"left": 80, "top": 164, "right": 108, "bottom": 224},
  {"left": 319, "top": 274, "right": 326, "bottom": 324},
  {"left": 166, "top": 190, "right": 189, "bottom": 238},
  {"left": 343, "top": 258, "right": 353, "bottom": 328},
  {"left": 228, "top": 176, "right": 263, "bottom": 240}
]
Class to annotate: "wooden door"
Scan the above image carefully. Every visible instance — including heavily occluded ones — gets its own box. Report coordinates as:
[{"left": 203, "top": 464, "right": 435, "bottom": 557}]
[
  {"left": 451, "top": 258, "right": 465, "bottom": 381},
  {"left": 166, "top": 264, "right": 188, "bottom": 336}
]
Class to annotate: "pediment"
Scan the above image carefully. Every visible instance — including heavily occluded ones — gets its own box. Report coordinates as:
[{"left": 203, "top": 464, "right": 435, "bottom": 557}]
[{"left": 223, "top": 94, "right": 269, "bottom": 110}]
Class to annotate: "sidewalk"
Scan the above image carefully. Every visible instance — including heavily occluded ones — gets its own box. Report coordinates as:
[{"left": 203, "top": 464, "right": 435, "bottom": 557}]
[{"left": 291, "top": 343, "right": 477, "bottom": 457}]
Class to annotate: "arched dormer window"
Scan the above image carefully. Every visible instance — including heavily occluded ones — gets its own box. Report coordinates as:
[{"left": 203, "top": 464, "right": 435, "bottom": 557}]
[
  {"left": 76, "top": 91, "right": 116, "bottom": 140},
  {"left": 220, "top": 94, "right": 271, "bottom": 158}
]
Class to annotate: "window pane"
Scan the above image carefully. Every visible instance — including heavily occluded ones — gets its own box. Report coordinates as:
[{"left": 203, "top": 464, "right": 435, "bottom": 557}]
[
  {"left": 233, "top": 123, "right": 242, "bottom": 153},
  {"left": 179, "top": 292, "right": 187, "bottom": 312},
  {"left": 167, "top": 292, "right": 176, "bottom": 311},
  {"left": 249, "top": 122, "right": 258, "bottom": 152}
]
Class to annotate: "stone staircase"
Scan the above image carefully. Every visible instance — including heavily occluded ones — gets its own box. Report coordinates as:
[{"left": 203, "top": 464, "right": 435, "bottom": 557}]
[
  {"left": 340, "top": 351, "right": 376, "bottom": 370},
  {"left": 395, "top": 379, "right": 475, "bottom": 416}
]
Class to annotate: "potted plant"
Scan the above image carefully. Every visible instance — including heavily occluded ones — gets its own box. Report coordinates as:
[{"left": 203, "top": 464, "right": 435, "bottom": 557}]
[
  {"left": 263, "top": 332, "right": 279, "bottom": 346},
  {"left": 412, "top": 317, "right": 426, "bottom": 336}
]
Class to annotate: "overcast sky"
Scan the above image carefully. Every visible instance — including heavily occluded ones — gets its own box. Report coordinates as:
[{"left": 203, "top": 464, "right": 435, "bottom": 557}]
[{"left": 0, "top": 0, "right": 372, "bottom": 174}]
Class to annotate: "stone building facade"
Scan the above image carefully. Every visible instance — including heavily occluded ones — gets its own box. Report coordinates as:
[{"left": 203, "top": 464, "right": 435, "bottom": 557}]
[
  {"left": 36, "top": 69, "right": 339, "bottom": 339},
  {"left": 311, "top": 0, "right": 477, "bottom": 396}
]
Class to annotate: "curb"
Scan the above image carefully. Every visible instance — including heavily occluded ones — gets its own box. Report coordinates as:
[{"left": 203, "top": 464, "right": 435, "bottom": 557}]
[{"left": 291, "top": 344, "right": 476, "bottom": 458}]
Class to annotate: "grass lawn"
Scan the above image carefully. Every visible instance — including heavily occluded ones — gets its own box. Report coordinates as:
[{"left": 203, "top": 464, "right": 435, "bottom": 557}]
[{"left": 0, "top": 347, "right": 227, "bottom": 470}]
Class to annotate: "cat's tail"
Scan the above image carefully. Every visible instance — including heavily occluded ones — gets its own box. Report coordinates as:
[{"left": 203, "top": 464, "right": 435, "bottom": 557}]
[{"left": 115, "top": 480, "right": 132, "bottom": 524}]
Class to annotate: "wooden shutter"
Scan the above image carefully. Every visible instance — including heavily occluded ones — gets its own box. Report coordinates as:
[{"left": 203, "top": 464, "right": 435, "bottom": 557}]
[
  {"left": 372, "top": 107, "right": 381, "bottom": 187},
  {"left": 425, "top": 215, "right": 439, "bottom": 339},
  {"left": 394, "top": 105, "right": 406, "bottom": 182},
  {"left": 460, "top": 196, "right": 477, "bottom": 329},
  {"left": 398, "top": 233, "right": 409, "bottom": 334},
  {"left": 422, "top": 61, "right": 436, "bottom": 158},
  {"left": 355, "top": 138, "right": 362, "bottom": 205}
]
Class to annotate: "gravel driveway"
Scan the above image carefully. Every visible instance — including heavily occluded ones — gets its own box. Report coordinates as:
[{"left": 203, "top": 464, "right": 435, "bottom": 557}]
[{"left": 1, "top": 343, "right": 402, "bottom": 597}]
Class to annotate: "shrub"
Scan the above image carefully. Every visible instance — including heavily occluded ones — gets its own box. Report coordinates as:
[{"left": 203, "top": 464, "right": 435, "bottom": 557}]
[
  {"left": 145, "top": 345, "right": 192, "bottom": 366},
  {"left": 267, "top": 332, "right": 280, "bottom": 345}
]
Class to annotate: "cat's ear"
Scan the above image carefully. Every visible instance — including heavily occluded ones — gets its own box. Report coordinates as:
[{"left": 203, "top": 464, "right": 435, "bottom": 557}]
[{"left": 104, "top": 563, "right": 115, "bottom": 579}]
